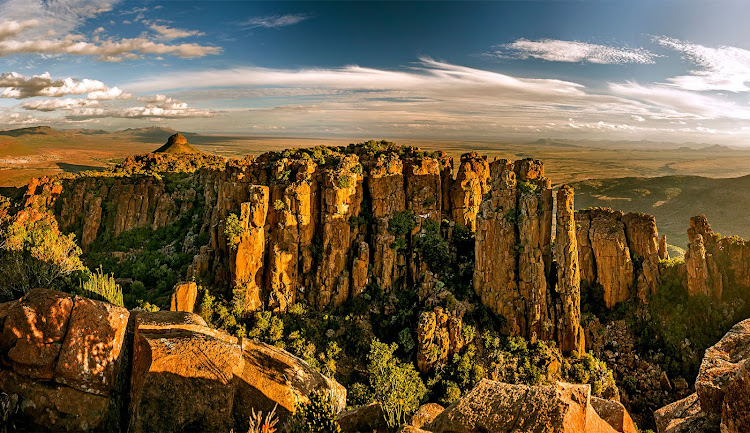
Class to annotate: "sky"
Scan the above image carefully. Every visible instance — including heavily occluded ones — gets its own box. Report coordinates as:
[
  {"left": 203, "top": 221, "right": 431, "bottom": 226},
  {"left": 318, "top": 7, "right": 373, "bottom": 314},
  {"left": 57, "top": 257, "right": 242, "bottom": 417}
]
[{"left": 1, "top": 0, "right": 750, "bottom": 143}]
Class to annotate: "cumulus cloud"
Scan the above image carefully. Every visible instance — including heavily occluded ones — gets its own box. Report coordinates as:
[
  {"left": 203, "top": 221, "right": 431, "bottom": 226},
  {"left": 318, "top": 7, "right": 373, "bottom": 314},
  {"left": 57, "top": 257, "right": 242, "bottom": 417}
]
[
  {"left": 655, "top": 36, "right": 750, "bottom": 92},
  {"left": 149, "top": 24, "right": 204, "bottom": 40},
  {"left": 241, "top": 13, "right": 311, "bottom": 29},
  {"left": 0, "top": 71, "right": 131, "bottom": 99},
  {"left": 21, "top": 97, "right": 99, "bottom": 111},
  {"left": 0, "top": 20, "right": 38, "bottom": 40},
  {"left": 491, "top": 38, "right": 657, "bottom": 64},
  {"left": 65, "top": 94, "right": 214, "bottom": 119},
  {"left": 0, "top": 0, "right": 220, "bottom": 61}
]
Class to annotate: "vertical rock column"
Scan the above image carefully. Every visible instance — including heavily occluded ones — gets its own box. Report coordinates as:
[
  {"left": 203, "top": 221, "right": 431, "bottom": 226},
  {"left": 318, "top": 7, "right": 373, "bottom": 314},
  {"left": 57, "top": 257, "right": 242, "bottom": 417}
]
[
  {"left": 685, "top": 215, "right": 723, "bottom": 299},
  {"left": 622, "top": 212, "right": 661, "bottom": 302},
  {"left": 554, "top": 186, "right": 585, "bottom": 354},
  {"left": 473, "top": 160, "right": 521, "bottom": 334},
  {"left": 369, "top": 154, "right": 406, "bottom": 291},
  {"left": 587, "top": 209, "right": 634, "bottom": 308},
  {"left": 314, "top": 155, "right": 364, "bottom": 309},
  {"left": 232, "top": 185, "right": 269, "bottom": 314},
  {"left": 515, "top": 160, "right": 553, "bottom": 341},
  {"left": 451, "top": 152, "right": 489, "bottom": 230}
]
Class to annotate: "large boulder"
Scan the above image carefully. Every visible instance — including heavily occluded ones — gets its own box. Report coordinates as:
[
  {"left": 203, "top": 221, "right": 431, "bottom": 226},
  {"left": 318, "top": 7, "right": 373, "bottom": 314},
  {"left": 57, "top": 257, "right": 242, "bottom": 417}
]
[
  {"left": 53, "top": 296, "right": 130, "bottom": 396},
  {"left": 590, "top": 397, "right": 637, "bottom": 433},
  {"left": 128, "top": 311, "right": 243, "bottom": 433},
  {"left": 409, "top": 403, "right": 444, "bottom": 429},
  {"left": 337, "top": 402, "right": 386, "bottom": 433},
  {"left": 234, "top": 338, "right": 347, "bottom": 424},
  {"left": 0, "top": 290, "right": 73, "bottom": 380},
  {"left": 721, "top": 360, "right": 750, "bottom": 433},
  {"left": 426, "top": 379, "right": 619, "bottom": 433},
  {"left": 695, "top": 319, "right": 750, "bottom": 415}
]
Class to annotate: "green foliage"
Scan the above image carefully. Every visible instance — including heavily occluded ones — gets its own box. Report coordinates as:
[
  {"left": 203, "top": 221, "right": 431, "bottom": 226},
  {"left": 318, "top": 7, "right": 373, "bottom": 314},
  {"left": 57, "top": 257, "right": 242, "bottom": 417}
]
[
  {"left": 346, "top": 382, "right": 374, "bottom": 409},
  {"left": 517, "top": 180, "right": 538, "bottom": 195},
  {"left": 367, "top": 338, "right": 426, "bottom": 428},
  {"left": 224, "top": 213, "right": 245, "bottom": 250},
  {"left": 273, "top": 199, "right": 285, "bottom": 211},
  {"left": 80, "top": 266, "right": 124, "bottom": 307},
  {"left": 416, "top": 219, "right": 451, "bottom": 277},
  {"left": 285, "top": 391, "right": 342, "bottom": 433},
  {"left": 561, "top": 351, "right": 617, "bottom": 397},
  {"left": 0, "top": 216, "right": 84, "bottom": 299},
  {"left": 388, "top": 211, "right": 416, "bottom": 237},
  {"left": 337, "top": 175, "right": 352, "bottom": 189},
  {"left": 504, "top": 208, "right": 522, "bottom": 225}
]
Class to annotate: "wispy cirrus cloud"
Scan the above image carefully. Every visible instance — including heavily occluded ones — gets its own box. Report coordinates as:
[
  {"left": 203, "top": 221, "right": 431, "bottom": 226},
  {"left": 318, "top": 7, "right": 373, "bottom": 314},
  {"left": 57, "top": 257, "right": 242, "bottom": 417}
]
[
  {"left": 490, "top": 38, "right": 657, "bottom": 64},
  {"left": 240, "top": 13, "right": 312, "bottom": 29},
  {"left": 654, "top": 36, "right": 750, "bottom": 92}
]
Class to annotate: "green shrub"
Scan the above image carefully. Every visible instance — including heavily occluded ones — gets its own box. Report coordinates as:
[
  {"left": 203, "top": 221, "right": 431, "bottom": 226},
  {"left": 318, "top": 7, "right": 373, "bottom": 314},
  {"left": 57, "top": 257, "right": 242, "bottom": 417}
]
[
  {"left": 273, "top": 199, "right": 285, "bottom": 211},
  {"left": 367, "top": 338, "right": 426, "bottom": 428},
  {"left": 517, "top": 181, "right": 538, "bottom": 195},
  {"left": 80, "top": 266, "right": 124, "bottom": 307},
  {"left": 286, "top": 391, "right": 342, "bottom": 433},
  {"left": 224, "top": 213, "right": 245, "bottom": 250},
  {"left": 337, "top": 175, "right": 352, "bottom": 189},
  {"left": 388, "top": 210, "right": 416, "bottom": 237}
]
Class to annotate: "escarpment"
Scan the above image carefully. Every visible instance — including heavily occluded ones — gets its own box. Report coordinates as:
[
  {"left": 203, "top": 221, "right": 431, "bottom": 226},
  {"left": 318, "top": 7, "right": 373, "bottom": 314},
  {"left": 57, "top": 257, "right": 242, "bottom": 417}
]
[{"left": 16, "top": 139, "right": 674, "bottom": 354}]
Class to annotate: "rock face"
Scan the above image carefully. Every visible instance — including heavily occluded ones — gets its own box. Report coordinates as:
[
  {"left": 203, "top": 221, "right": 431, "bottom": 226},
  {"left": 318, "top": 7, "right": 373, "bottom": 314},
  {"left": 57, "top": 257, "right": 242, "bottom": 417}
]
[
  {"left": 683, "top": 214, "right": 750, "bottom": 300},
  {"left": 451, "top": 153, "right": 489, "bottom": 230},
  {"left": 170, "top": 281, "right": 198, "bottom": 313},
  {"left": 416, "top": 307, "right": 464, "bottom": 373},
  {"left": 426, "top": 379, "right": 620, "bottom": 433},
  {"left": 654, "top": 319, "right": 750, "bottom": 433},
  {"left": 474, "top": 160, "right": 581, "bottom": 347},
  {"left": 0, "top": 288, "right": 129, "bottom": 431},
  {"left": 235, "top": 338, "right": 347, "bottom": 422},
  {"left": 575, "top": 209, "right": 662, "bottom": 308},
  {"left": 232, "top": 185, "right": 268, "bottom": 313}
]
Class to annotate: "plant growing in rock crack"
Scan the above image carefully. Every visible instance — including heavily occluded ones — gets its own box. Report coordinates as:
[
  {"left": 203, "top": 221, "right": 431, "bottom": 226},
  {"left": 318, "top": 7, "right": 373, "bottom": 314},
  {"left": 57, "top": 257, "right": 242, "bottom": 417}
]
[
  {"left": 247, "top": 404, "right": 278, "bottom": 433},
  {"left": 224, "top": 213, "right": 245, "bottom": 250}
]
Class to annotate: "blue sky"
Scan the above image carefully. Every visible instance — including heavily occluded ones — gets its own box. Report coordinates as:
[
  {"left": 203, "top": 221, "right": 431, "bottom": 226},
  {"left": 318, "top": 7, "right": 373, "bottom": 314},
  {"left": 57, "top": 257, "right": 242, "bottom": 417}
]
[{"left": 1, "top": 0, "right": 750, "bottom": 143}]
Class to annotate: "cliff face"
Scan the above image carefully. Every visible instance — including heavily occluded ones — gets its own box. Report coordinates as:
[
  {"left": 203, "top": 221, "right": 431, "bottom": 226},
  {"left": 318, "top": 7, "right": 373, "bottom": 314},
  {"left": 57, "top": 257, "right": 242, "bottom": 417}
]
[
  {"left": 472, "top": 158, "right": 580, "bottom": 349},
  {"left": 685, "top": 214, "right": 750, "bottom": 300},
  {"left": 18, "top": 144, "right": 672, "bottom": 353},
  {"left": 575, "top": 209, "right": 661, "bottom": 308}
]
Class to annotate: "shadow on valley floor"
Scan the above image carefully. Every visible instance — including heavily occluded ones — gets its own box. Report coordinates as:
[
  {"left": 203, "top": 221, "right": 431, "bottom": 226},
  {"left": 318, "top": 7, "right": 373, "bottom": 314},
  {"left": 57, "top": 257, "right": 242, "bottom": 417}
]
[{"left": 56, "top": 162, "right": 106, "bottom": 173}]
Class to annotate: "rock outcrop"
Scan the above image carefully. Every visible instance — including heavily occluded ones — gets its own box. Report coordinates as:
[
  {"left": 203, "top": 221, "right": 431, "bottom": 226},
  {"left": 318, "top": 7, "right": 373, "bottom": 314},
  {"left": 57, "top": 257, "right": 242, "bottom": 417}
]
[
  {"left": 0, "top": 288, "right": 129, "bottom": 431},
  {"left": 683, "top": 214, "right": 750, "bottom": 300},
  {"left": 425, "top": 379, "right": 622, "bottom": 433},
  {"left": 0, "top": 290, "right": 345, "bottom": 432},
  {"left": 576, "top": 209, "right": 662, "bottom": 308},
  {"left": 555, "top": 185, "right": 584, "bottom": 354},
  {"left": 170, "top": 281, "right": 198, "bottom": 313},
  {"left": 416, "top": 307, "right": 464, "bottom": 373},
  {"left": 654, "top": 318, "right": 750, "bottom": 433}
]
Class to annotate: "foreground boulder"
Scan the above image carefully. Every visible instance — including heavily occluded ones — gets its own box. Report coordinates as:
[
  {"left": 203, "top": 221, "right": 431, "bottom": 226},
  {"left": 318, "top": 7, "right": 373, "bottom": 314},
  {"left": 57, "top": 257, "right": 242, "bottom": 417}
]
[
  {"left": 425, "top": 379, "right": 621, "bottom": 433},
  {"left": 128, "top": 311, "right": 243, "bottom": 433},
  {"left": 234, "top": 338, "right": 347, "bottom": 423},
  {"left": 0, "top": 288, "right": 130, "bottom": 431},
  {"left": 654, "top": 318, "right": 750, "bottom": 433}
]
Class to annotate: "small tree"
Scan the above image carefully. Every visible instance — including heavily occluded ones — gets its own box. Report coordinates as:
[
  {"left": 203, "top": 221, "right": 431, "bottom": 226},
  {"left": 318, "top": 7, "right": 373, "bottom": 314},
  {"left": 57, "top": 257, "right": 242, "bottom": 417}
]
[
  {"left": 80, "top": 266, "right": 124, "bottom": 307},
  {"left": 224, "top": 213, "right": 245, "bottom": 250},
  {"left": 285, "top": 391, "right": 341, "bottom": 433},
  {"left": 367, "top": 338, "right": 427, "bottom": 428}
]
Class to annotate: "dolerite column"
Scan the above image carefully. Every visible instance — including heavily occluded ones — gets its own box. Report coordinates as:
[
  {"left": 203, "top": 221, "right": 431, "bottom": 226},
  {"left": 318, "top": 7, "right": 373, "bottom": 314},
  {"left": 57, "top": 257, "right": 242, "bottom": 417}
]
[
  {"left": 234, "top": 185, "right": 269, "bottom": 314},
  {"left": 555, "top": 185, "right": 585, "bottom": 354}
]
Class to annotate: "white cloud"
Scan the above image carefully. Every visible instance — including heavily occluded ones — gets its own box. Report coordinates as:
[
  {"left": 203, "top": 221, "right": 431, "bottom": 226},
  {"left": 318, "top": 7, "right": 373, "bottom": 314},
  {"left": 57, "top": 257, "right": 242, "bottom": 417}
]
[
  {"left": 610, "top": 81, "right": 750, "bottom": 120},
  {"left": 87, "top": 86, "right": 130, "bottom": 100},
  {"left": 631, "top": 115, "right": 646, "bottom": 122},
  {"left": 241, "top": 13, "right": 311, "bottom": 29},
  {"left": 65, "top": 94, "right": 214, "bottom": 119},
  {"left": 655, "top": 36, "right": 750, "bottom": 92},
  {"left": 0, "top": 20, "right": 38, "bottom": 41},
  {"left": 491, "top": 39, "right": 657, "bottom": 64},
  {"left": 0, "top": 71, "right": 118, "bottom": 98},
  {"left": 149, "top": 24, "right": 204, "bottom": 40},
  {"left": 21, "top": 97, "right": 99, "bottom": 111}
]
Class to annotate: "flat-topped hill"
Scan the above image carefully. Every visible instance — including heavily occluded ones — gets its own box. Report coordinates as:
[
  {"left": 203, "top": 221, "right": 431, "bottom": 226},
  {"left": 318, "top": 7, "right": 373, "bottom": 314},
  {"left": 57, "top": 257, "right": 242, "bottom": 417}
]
[{"left": 153, "top": 133, "right": 201, "bottom": 154}]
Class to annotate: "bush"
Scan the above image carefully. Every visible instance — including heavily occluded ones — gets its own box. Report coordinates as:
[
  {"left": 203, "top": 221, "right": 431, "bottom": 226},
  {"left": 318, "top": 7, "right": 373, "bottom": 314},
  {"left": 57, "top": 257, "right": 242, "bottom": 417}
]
[
  {"left": 224, "top": 213, "right": 245, "bottom": 250},
  {"left": 388, "top": 211, "right": 416, "bottom": 237},
  {"left": 517, "top": 181, "right": 538, "bottom": 195},
  {"left": 285, "top": 391, "right": 341, "bottom": 433},
  {"left": 367, "top": 338, "right": 426, "bottom": 428},
  {"left": 80, "top": 266, "right": 124, "bottom": 307}
]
